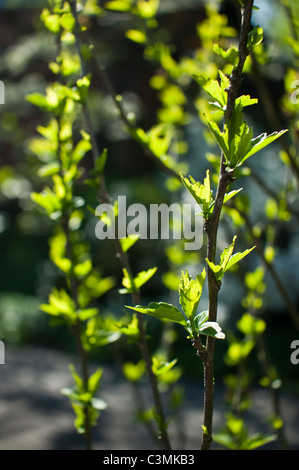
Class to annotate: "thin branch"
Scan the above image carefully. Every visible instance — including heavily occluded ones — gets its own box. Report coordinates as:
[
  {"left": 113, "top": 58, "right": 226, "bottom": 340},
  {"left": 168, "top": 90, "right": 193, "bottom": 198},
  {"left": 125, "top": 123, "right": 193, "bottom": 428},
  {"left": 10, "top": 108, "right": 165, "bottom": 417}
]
[
  {"left": 201, "top": 0, "right": 255, "bottom": 450},
  {"left": 68, "top": 0, "right": 171, "bottom": 450},
  {"left": 90, "top": 45, "right": 181, "bottom": 180}
]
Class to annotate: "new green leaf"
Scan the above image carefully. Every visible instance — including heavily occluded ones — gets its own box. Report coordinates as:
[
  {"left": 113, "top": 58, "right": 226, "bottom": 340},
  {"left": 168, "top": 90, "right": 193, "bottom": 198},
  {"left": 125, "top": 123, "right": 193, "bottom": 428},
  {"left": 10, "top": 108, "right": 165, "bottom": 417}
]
[{"left": 126, "top": 302, "right": 186, "bottom": 325}]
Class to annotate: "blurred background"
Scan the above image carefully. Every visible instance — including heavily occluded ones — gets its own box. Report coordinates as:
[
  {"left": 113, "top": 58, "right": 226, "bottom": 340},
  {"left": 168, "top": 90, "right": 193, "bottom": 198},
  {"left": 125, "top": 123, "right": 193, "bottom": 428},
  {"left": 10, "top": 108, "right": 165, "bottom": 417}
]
[{"left": 0, "top": 0, "right": 299, "bottom": 450}]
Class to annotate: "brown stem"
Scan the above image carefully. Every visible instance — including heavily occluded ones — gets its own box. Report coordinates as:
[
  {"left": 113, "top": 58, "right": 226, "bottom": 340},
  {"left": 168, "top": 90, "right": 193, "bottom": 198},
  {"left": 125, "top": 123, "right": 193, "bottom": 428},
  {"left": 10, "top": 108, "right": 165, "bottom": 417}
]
[{"left": 201, "top": 0, "right": 254, "bottom": 450}]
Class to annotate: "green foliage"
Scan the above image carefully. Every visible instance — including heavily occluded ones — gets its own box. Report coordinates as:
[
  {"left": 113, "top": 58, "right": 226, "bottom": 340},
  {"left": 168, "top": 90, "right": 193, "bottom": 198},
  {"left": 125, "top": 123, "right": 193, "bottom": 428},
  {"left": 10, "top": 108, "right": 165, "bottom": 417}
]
[
  {"left": 17, "top": 0, "right": 296, "bottom": 451},
  {"left": 119, "top": 267, "right": 157, "bottom": 294},
  {"left": 206, "top": 236, "right": 255, "bottom": 282},
  {"left": 204, "top": 102, "right": 288, "bottom": 168},
  {"left": 61, "top": 365, "right": 107, "bottom": 434},
  {"left": 127, "top": 268, "right": 225, "bottom": 340},
  {"left": 214, "top": 413, "right": 276, "bottom": 450}
]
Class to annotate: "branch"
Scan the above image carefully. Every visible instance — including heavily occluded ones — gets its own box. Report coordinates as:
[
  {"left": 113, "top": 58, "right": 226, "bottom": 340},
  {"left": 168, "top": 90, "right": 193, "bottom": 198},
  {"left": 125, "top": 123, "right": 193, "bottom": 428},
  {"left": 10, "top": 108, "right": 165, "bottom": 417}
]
[
  {"left": 201, "top": 0, "right": 255, "bottom": 451},
  {"left": 68, "top": 0, "right": 171, "bottom": 450}
]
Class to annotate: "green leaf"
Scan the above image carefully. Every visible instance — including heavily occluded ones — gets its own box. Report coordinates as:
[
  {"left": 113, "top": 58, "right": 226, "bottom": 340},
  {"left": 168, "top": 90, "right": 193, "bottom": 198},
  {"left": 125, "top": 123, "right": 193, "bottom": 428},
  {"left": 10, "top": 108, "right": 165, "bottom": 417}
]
[
  {"left": 69, "top": 364, "right": 83, "bottom": 391},
  {"left": 126, "top": 29, "right": 147, "bottom": 44},
  {"left": 38, "top": 162, "right": 60, "bottom": 177},
  {"left": 123, "top": 360, "right": 146, "bottom": 382},
  {"left": 74, "top": 259, "right": 93, "bottom": 278},
  {"left": 26, "top": 92, "right": 54, "bottom": 112},
  {"left": 193, "top": 310, "right": 209, "bottom": 328},
  {"left": 205, "top": 118, "right": 230, "bottom": 161},
  {"left": 227, "top": 104, "right": 253, "bottom": 167},
  {"left": 246, "top": 433, "right": 277, "bottom": 450},
  {"left": 192, "top": 310, "right": 225, "bottom": 339},
  {"left": 116, "top": 314, "right": 140, "bottom": 343},
  {"left": 75, "top": 75, "right": 91, "bottom": 104},
  {"left": 134, "top": 0, "right": 160, "bottom": 19},
  {"left": 206, "top": 236, "right": 255, "bottom": 282},
  {"left": 147, "top": 123, "right": 174, "bottom": 158},
  {"left": 41, "top": 288, "right": 77, "bottom": 324},
  {"left": 198, "top": 320, "right": 225, "bottom": 339},
  {"left": 225, "top": 245, "right": 255, "bottom": 271},
  {"left": 77, "top": 308, "right": 99, "bottom": 321},
  {"left": 247, "top": 25, "right": 263, "bottom": 49},
  {"left": 41, "top": 8, "right": 60, "bottom": 34},
  {"left": 119, "top": 234, "right": 140, "bottom": 252},
  {"left": 105, "top": 0, "right": 133, "bottom": 12},
  {"left": 88, "top": 368, "right": 103, "bottom": 395},
  {"left": 235, "top": 94, "right": 258, "bottom": 108},
  {"left": 72, "top": 135, "right": 92, "bottom": 164},
  {"left": 237, "top": 313, "right": 266, "bottom": 336},
  {"left": 31, "top": 189, "right": 62, "bottom": 217},
  {"left": 152, "top": 357, "right": 178, "bottom": 377},
  {"left": 180, "top": 170, "right": 214, "bottom": 219},
  {"left": 60, "top": 12, "right": 76, "bottom": 31},
  {"left": 213, "top": 44, "right": 239, "bottom": 65},
  {"left": 126, "top": 302, "right": 186, "bottom": 325},
  {"left": 179, "top": 268, "right": 206, "bottom": 321},
  {"left": 193, "top": 74, "right": 227, "bottom": 108},
  {"left": 242, "top": 129, "right": 288, "bottom": 162},
  {"left": 120, "top": 267, "right": 157, "bottom": 294},
  {"left": 223, "top": 188, "right": 243, "bottom": 204}
]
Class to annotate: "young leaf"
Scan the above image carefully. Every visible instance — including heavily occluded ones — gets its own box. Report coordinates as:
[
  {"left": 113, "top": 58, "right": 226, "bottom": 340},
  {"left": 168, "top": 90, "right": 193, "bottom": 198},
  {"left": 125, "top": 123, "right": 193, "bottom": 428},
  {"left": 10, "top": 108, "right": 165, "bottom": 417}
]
[
  {"left": 225, "top": 245, "right": 256, "bottom": 272},
  {"left": 241, "top": 129, "right": 288, "bottom": 162},
  {"left": 126, "top": 29, "right": 147, "bottom": 44},
  {"left": 119, "top": 234, "right": 140, "bottom": 253},
  {"left": 41, "top": 288, "right": 77, "bottom": 324},
  {"left": 120, "top": 267, "right": 157, "bottom": 294},
  {"left": 205, "top": 118, "right": 230, "bottom": 161},
  {"left": 126, "top": 302, "right": 186, "bottom": 326},
  {"left": 223, "top": 188, "right": 243, "bottom": 204},
  {"left": 77, "top": 308, "right": 99, "bottom": 321},
  {"left": 180, "top": 170, "right": 214, "bottom": 219},
  {"left": 247, "top": 25, "right": 263, "bottom": 49},
  {"left": 88, "top": 368, "right": 104, "bottom": 395},
  {"left": 193, "top": 74, "right": 227, "bottom": 109},
  {"left": 192, "top": 310, "right": 225, "bottom": 339},
  {"left": 198, "top": 321, "right": 225, "bottom": 339},
  {"left": 206, "top": 236, "right": 255, "bottom": 282},
  {"left": 179, "top": 268, "right": 206, "bottom": 321},
  {"left": 235, "top": 95, "right": 258, "bottom": 108},
  {"left": 213, "top": 44, "right": 239, "bottom": 65},
  {"left": 116, "top": 314, "right": 140, "bottom": 343},
  {"left": 105, "top": 0, "right": 133, "bottom": 11}
]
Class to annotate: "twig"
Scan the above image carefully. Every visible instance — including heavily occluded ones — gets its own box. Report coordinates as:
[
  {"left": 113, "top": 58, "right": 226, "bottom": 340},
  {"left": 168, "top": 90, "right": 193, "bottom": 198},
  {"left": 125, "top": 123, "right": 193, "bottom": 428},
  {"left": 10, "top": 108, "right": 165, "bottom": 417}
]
[
  {"left": 201, "top": 0, "right": 255, "bottom": 450},
  {"left": 89, "top": 44, "right": 181, "bottom": 180},
  {"left": 68, "top": 0, "right": 171, "bottom": 450}
]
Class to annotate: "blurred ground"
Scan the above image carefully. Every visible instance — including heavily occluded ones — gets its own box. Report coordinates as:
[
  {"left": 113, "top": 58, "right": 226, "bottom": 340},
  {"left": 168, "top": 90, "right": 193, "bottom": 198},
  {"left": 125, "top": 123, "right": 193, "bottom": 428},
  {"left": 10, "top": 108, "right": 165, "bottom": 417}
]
[{"left": 0, "top": 344, "right": 298, "bottom": 450}]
